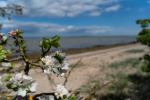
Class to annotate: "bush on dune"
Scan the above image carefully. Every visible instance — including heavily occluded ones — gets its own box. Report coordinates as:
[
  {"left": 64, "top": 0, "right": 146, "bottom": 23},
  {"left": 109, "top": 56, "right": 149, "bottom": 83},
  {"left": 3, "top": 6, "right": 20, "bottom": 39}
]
[{"left": 136, "top": 19, "right": 150, "bottom": 72}]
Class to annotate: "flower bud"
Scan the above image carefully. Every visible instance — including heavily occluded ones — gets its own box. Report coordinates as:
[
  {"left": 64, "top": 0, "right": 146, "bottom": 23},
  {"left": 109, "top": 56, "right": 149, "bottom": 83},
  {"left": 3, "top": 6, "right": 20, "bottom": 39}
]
[{"left": 8, "top": 30, "right": 17, "bottom": 37}]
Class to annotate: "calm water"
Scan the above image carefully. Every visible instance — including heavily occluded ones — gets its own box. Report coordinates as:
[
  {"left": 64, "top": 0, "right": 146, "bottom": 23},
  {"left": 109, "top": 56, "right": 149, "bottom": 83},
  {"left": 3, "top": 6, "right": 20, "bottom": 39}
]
[{"left": 23, "top": 36, "right": 136, "bottom": 52}]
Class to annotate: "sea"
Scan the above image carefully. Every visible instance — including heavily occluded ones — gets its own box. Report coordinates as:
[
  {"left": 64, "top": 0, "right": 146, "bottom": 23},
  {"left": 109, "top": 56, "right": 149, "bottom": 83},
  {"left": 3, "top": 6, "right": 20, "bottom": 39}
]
[{"left": 22, "top": 36, "right": 136, "bottom": 53}]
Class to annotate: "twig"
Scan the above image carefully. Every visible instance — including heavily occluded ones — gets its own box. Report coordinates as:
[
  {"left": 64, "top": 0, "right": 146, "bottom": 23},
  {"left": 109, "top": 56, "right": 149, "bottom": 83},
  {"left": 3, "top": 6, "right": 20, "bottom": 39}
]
[
  {"left": 5, "top": 57, "right": 22, "bottom": 62},
  {"left": 47, "top": 74, "right": 56, "bottom": 91},
  {"left": 84, "top": 79, "right": 114, "bottom": 100},
  {"left": 63, "top": 59, "right": 82, "bottom": 86}
]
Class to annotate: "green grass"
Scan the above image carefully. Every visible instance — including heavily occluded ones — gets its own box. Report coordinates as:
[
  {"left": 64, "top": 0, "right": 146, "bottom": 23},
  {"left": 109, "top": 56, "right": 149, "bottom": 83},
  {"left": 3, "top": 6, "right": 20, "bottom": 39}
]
[
  {"left": 78, "top": 79, "right": 101, "bottom": 93},
  {"left": 109, "top": 58, "right": 140, "bottom": 68},
  {"left": 125, "top": 49, "right": 144, "bottom": 53},
  {"left": 109, "top": 73, "right": 129, "bottom": 94},
  {"left": 97, "top": 73, "right": 131, "bottom": 100}
]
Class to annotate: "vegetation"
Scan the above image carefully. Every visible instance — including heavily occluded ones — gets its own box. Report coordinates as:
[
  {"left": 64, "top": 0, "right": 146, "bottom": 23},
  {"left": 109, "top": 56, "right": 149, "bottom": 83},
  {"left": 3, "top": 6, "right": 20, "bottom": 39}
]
[
  {"left": 95, "top": 18, "right": 150, "bottom": 100},
  {"left": 136, "top": 19, "right": 150, "bottom": 72},
  {"left": 125, "top": 49, "right": 144, "bottom": 53},
  {"left": 109, "top": 58, "right": 140, "bottom": 68}
]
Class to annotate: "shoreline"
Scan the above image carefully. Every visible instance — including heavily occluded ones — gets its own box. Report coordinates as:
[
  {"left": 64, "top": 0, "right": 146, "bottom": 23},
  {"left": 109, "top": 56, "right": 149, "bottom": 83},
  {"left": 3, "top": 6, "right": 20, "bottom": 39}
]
[
  {"left": 63, "top": 42, "right": 137, "bottom": 55},
  {"left": 27, "top": 42, "right": 137, "bottom": 59}
]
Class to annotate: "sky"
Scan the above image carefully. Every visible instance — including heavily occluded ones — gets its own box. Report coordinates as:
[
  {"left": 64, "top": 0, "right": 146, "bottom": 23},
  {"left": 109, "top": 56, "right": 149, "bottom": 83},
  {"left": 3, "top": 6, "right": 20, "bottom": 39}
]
[{"left": 0, "top": 0, "right": 150, "bottom": 37}]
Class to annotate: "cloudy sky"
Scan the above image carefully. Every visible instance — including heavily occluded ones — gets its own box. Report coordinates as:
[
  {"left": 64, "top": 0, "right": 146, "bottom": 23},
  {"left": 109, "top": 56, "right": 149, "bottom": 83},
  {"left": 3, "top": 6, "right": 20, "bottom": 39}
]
[{"left": 0, "top": 0, "right": 150, "bottom": 37}]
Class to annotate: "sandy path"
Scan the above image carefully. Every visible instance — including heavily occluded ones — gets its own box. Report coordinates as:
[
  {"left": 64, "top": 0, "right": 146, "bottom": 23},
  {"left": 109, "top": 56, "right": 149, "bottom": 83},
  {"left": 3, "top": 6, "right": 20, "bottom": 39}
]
[
  {"left": 68, "top": 43, "right": 145, "bottom": 61},
  {"left": 29, "top": 43, "right": 147, "bottom": 94}
]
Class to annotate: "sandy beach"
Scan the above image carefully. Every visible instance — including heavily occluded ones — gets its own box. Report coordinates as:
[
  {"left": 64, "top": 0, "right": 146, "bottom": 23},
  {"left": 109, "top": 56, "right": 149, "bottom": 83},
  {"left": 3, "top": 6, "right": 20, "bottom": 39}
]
[
  {"left": 2, "top": 1, "right": 149, "bottom": 99},
  {"left": 26, "top": 43, "right": 147, "bottom": 95}
]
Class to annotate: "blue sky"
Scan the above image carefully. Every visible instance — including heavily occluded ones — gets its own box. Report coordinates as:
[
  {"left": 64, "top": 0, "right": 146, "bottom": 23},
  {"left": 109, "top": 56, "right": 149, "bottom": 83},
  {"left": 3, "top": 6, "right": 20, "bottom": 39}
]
[{"left": 0, "top": 0, "right": 150, "bottom": 37}]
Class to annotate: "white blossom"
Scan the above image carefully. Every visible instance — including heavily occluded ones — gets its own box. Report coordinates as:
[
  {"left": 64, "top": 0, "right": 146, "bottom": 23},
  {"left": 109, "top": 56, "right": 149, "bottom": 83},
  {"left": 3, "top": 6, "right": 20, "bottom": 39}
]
[
  {"left": 29, "top": 82, "right": 37, "bottom": 92},
  {"left": 11, "top": 73, "right": 32, "bottom": 82},
  {"left": 22, "top": 74, "right": 32, "bottom": 80},
  {"left": 60, "top": 73, "right": 65, "bottom": 77},
  {"left": 1, "top": 62, "right": 11, "bottom": 67},
  {"left": 17, "top": 88, "right": 27, "bottom": 97},
  {"left": 41, "top": 51, "right": 70, "bottom": 77},
  {"left": 10, "top": 73, "right": 23, "bottom": 82},
  {"left": 55, "top": 84, "right": 69, "bottom": 99},
  {"left": 62, "top": 62, "right": 69, "bottom": 70},
  {"left": 44, "top": 68, "right": 51, "bottom": 74},
  {"left": 41, "top": 56, "right": 55, "bottom": 66},
  {"left": 9, "top": 73, "right": 37, "bottom": 96}
]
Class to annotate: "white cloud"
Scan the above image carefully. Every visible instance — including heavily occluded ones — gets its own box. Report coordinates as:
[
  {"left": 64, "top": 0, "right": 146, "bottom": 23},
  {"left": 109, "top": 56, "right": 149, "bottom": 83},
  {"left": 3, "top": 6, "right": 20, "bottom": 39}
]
[
  {"left": 0, "top": 20, "right": 114, "bottom": 36},
  {"left": 3, "top": 0, "right": 120, "bottom": 17},
  {"left": 105, "top": 4, "right": 121, "bottom": 12},
  {"left": 89, "top": 10, "right": 102, "bottom": 16},
  {"left": 0, "top": 1, "right": 7, "bottom": 7}
]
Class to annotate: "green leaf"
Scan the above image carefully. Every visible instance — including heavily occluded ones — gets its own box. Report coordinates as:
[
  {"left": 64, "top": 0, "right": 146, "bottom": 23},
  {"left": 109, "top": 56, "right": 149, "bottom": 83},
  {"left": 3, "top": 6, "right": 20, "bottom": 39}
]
[
  {"left": 69, "top": 96, "right": 76, "bottom": 100},
  {"left": 54, "top": 52, "right": 64, "bottom": 64},
  {"left": 0, "top": 33, "right": 8, "bottom": 45},
  {"left": 40, "top": 35, "right": 60, "bottom": 50},
  {"left": 0, "top": 46, "right": 8, "bottom": 61},
  {"left": 2, "top": 74, "right": 12, "bottom": 81},
  {"left": 50, "top": 35, "right": 60, "bottom": 48},
  {"left": 40, "top": 38, "right": 51, "bottom": 49}
]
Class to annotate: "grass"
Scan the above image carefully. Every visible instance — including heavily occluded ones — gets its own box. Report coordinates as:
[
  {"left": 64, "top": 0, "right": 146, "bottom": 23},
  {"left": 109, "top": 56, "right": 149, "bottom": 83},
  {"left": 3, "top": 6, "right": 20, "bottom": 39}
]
[
  {"left": 79, "top": 79, "right": 101, "bottom": 93},
  {"left": 78, "top": 57, "right": 149, "bottom": 100},
  {"left": 97, "top": 72, "right": 135, "bottom": 100},
  {"left": 98, "top": 72, "right": 150, "bottom": 100},
  {"left": 109, "top": 73, "right": 129, "bottom": 94},
  {"left": 109, "top": 58, "right": 140, "bottom": 68},
  {"left": 77, "top": 48, "right": 149, "bottom": 100},
  {"left": 78, "top": 72, "right": 131, "bottom": 100},
  {"left": 125, "top": 49, "right": 144, "bottom": 53}
]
